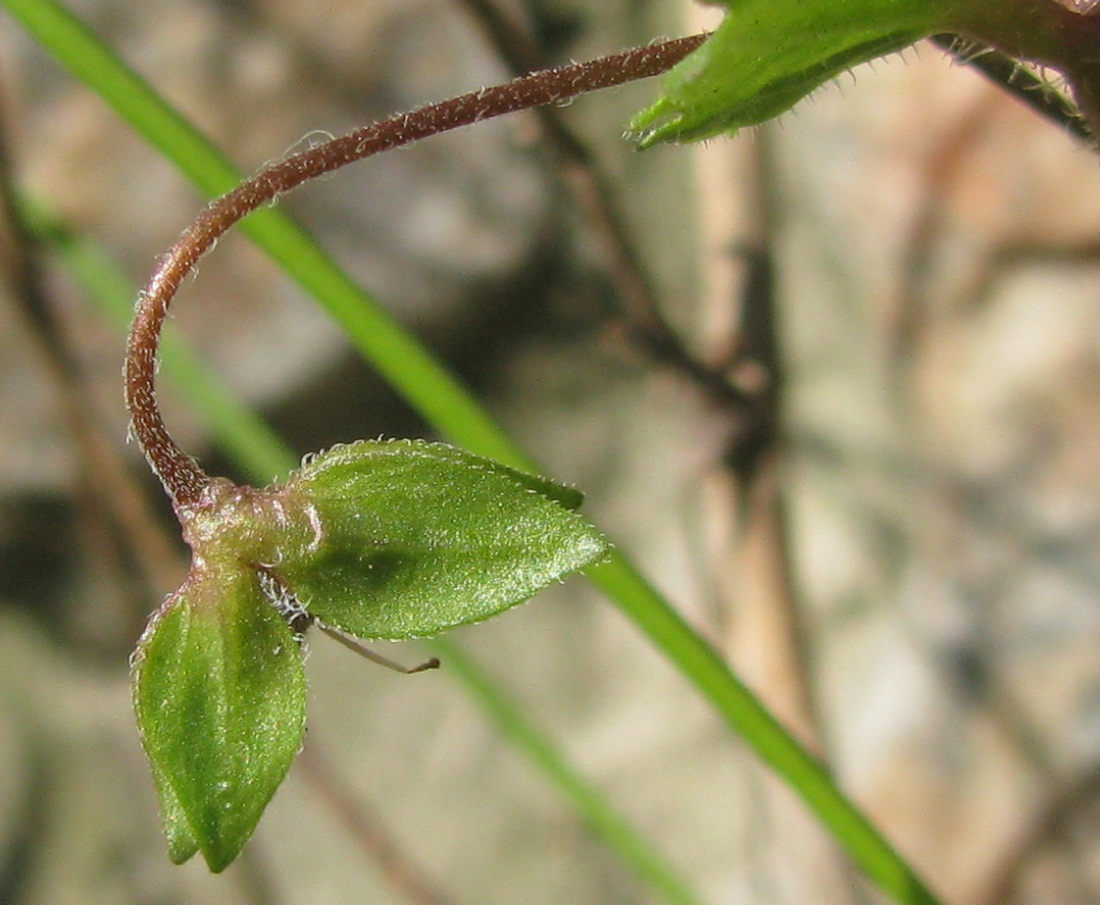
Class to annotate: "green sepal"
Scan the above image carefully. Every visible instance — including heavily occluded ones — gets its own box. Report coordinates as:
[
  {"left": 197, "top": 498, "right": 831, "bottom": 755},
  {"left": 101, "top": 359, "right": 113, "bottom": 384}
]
[
  {"left": 273, "top": 440, "right": 609, "bottom": 639},
  {"left": 631, "top": 0, "right": 963, "bottom": 146},
  {"left": 132, "top": 568, "right": 307, "bottom": 872},
  {"left": 150, "top": 757, "right": 200, "bottom": 865}
]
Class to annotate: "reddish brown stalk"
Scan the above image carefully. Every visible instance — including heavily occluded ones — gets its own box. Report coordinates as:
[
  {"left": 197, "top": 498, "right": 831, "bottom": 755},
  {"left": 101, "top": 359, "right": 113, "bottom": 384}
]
[{"left": 125, "top": 35, "right": 706, "bottom": 507}]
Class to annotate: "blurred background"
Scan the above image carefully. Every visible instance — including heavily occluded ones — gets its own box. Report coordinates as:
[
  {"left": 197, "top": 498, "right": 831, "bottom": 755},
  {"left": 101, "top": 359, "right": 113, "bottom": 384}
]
[{"left": 4, "top": 1, "right": 1100, "bottom": 903}]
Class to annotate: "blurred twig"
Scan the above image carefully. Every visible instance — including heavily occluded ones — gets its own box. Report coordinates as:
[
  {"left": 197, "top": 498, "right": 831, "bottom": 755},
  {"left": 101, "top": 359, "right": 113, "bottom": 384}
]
[
  {"left": 889, "top": 82, "right": 999, "bottom": 373},
  {"left": 428, "top": 636, "right": 705, "bottom": 905},
  {"left": 703, "top": 124, "right": 866, "bottom": 904},
  {"left": 297, "top": 746, "right": 455, "bottom": 905},
  {"left": 232, "top": 844, "right": 290, "bottom": 905},
  {"left": 0, "top": 81, "right": 181, "bottom": 642},
  {"left": 0, "top": 731, "right": 51, "bottom": 905},
  {"left": 976, "top": 768, "right": 1100, "bottom": 905},
  {"left": 453, "top": 0, "right": 750, "bottom": 411},
  {"left": 890, "top": 54, "right": 1100, "bottom": 903},
  {"left": 719, "top": 131, "right": 817, "bottom": 745}
]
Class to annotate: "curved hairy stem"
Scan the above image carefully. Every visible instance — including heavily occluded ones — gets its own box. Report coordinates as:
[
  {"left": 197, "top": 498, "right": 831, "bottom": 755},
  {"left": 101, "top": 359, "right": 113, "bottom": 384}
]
[{"left": 122, "top": 35, "right": 706, "bottom": 506}]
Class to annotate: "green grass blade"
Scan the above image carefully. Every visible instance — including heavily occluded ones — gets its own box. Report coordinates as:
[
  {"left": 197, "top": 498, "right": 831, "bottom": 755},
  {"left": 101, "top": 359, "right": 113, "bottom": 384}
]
[
  {"left": 588, "top": 558, "right": 942, "bottom": 905},
  {"left": 431, "top": 637, "right": 702, "bottom": 905},
  {"left": 3, "top": 2, "right": 944, "bottom": 902}
]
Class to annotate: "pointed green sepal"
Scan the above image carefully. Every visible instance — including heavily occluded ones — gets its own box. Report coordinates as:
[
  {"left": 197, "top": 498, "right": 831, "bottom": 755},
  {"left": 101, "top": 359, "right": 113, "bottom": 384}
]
[
  {"left": 631, "top": 0, "right": 965, "bottom": 146},
  {"left": 151, "top": 759, "right": 201, "bottom": 865},
  {"left": 132, "top": 568, "right": 307, "bottom": 872},
  {"left": 273, "top": 440, "right": 610, "bottom": 638}
]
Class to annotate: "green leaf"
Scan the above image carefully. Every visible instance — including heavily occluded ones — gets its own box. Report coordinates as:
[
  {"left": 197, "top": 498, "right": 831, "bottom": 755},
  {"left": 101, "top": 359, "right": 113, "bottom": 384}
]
[
  {"left": 273, "top": 440, "right": 609, "bottom": 638},
  {"left": 631, "top": 0, "right": 963, "bottom": 146},
  {"left": 132, "top": 569, "right": 307, "bottom": 872}
]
